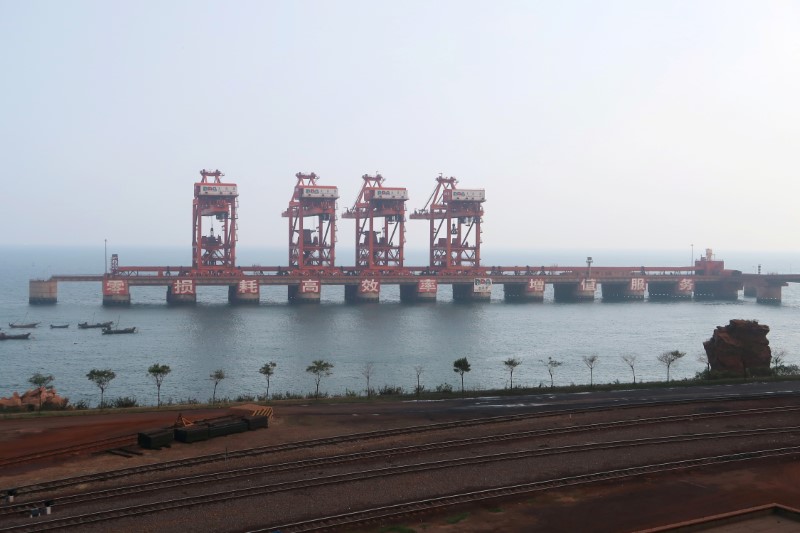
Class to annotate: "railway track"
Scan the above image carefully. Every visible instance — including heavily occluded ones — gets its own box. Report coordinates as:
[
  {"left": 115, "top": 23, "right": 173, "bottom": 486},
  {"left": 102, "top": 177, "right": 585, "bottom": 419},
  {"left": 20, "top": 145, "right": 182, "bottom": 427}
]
[
  {"left": 3, "top": 391, "right": 796, "bottom": 473},
  {"left": 0, "top": 435, "right": 137, "bottom": 470},
  {"left": 5, "top": 400, "right": 800, "bottom": 501},
  {"left": 259, "top": 446, "right": 800, "bottom": 533},
  {"left": 1, "top": 427, "right": 798, "bottom": 532}
]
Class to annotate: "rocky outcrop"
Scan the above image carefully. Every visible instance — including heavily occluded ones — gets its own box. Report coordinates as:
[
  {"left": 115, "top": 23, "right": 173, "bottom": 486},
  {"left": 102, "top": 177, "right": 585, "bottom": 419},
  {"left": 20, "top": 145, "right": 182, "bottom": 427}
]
[
  {"left": 703, "top": 319, "right": 771, "bottom": 375},
  {"left": 0, "top": 387, "right": 67, "bottom": 409}
]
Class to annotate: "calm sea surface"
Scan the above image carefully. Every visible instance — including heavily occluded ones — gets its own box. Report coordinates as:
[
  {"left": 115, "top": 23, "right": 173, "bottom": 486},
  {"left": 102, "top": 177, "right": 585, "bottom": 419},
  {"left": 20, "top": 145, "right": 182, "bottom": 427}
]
[{"left": 2, "top": 246, "right": 799, "bottom": 407}]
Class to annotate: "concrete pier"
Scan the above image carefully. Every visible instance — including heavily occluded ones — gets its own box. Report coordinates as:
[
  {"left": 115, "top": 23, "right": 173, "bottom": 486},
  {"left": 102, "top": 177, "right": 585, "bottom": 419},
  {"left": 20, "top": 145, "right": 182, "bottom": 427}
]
[
  {"left": 102, "top": 278, "right": 130, "bottom": 306},
  {"left": 600, "top": 278, "right": 646, "bottom": 301},
  {"left": 453, "top": 278, "right": 492, "bottom": 302},
  {"left": 756, "top": 282, "right": 785, "bottom": 304},
  {"left": 29, "top": 280, "right": 57, "bottom": 305},
  {"left": 228, "top": 280, "right": 260, "bottom": 304},
  {"left": 400, "top": 279, "right": 437, "bottom": 302},
  {"left": 743, "top": 282, "right": 758, "bottom": 297},
  {"left": 503, "top": 278, "right": 545, "bottom": 302},
  {"left": 166, "top": 279, "right": 197, "bottom": 305},
  {"left": 648, "top": 279, "right": 693, "bottom": 300},
  {"left": 554, "top": 279, "right": 596, "bottom": 302},
  {"left": 288, "top": 279, "right": 321, "bottom": 303},
  {"left": 345, "top": 277, "right": 380, "bottom": 303},
  {"left": 694, "top": 280, "right": 741, "bottom": 301}
]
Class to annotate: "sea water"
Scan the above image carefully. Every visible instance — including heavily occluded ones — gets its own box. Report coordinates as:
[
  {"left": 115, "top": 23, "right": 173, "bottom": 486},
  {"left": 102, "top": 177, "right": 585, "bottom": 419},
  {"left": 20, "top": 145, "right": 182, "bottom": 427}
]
[{"left": 1, "top": 246, "right": 799, "bottom": 407}]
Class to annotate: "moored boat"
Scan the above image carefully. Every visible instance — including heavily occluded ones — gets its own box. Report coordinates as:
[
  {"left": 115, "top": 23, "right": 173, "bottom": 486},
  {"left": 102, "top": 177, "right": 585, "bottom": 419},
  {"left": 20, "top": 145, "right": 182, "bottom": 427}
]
[
  {"left": 50, "top": 324, "right": 70, "bottom": 329},
  {"left": 78, "top": 321, "right": 114, "bottom": 329},
  {"left": 0, "top": 332, "right": 31, "bottom": 340},
  {"left": 9, "top": 322, "right": 40, "bottom": 329},
  {"left": 101, "top": 326, "right": 136, "bottom": 335}
]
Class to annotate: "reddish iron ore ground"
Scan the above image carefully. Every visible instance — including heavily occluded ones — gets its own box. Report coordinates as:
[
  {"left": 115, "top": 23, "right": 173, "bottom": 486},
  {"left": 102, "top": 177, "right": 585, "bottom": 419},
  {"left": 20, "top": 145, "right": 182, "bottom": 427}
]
[{"left": 2, "top": 400, "right": 800, "bottom": 532}]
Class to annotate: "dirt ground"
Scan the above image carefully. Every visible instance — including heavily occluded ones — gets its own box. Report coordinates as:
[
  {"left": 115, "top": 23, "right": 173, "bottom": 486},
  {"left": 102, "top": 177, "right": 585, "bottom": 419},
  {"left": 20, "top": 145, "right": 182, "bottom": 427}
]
[{"left": 2, "top": 401, "right": 800, "bottom": 532}]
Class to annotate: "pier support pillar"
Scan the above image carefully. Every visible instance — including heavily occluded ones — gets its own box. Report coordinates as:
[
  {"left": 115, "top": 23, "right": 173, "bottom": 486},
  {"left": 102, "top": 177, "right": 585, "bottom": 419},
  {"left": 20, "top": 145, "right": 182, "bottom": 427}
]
[
  {"left": 400, "top": 279, "right": 437, "bottom": 302},
  {"left": 694, "top": 280, "right": 740, "bottom": 301},
  {"left": 553, "top": 279, "right": 596, "bottom": 302},
  {"left": 166, "top": 279, "right": 196, "bottom": 305},
  {"left": 648, "top": 280, "right": 693, "bottom": 300},
  {"left": 288, "top": 279, "right": 321, "bottom": 303},
  {"left": 228, "top": 279, "right": 260, "bottom": 305},
  {"left": 345, "top": 277, "right": 380, "bottom": 303},
  {"left": 600, "top": 278, "right": 646, "bottom": 301},
  {"left": 756, "top": 282, "right": 785, "bottom": 304},
  {"left": 743, "top": 282, "right": 758, "bottom": 297},
  {"left": 453, "top": 278, "right": 492, "bottom": 302},
  {"left": 504, "top": 278, "right": 545, "bottom": 302},
  {"left": 102, "top": 278, "right": 131, "bottom": 306},
  {"left": 29, "top": 279, "right": 57, "bottom": 305}
]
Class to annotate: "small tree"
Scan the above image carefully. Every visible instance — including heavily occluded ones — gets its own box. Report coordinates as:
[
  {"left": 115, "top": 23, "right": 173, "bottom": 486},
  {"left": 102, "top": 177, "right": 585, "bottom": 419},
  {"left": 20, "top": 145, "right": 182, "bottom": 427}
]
[
  {"left": 210, "top": 369, "right": 226, "bottom": 404},
  {"left": 28, "top": 372, "right": 54, "bottom": 411},
  {"left": 86, "top": 369, "right": 116, "bottom": 408},
  {"left": 453, "top": 357, "right": 471, "bottom": 396},
  {"left": 656, "top": 350, "right": 685, "bottom": 382},
  {"left": 147, "top": 363, "right": 171, "bottom": 407},
  {"left": 621, "top": 354, "right": 637, "bottom": 384},
  {"left": 772, "top": 349, "right": 786, "bottom": 371},
  {"left": 582, "top": 355, "right": 599, "bottom": 386},
  {"left": 541, "top": 357, "right": 563, "bottom": 388},
  {"left": 414, "top": 365, "right": 424, "bottom": 397},
  {"left": 258, "top": 361, "right": 277, "bottom": 400},
  {"left": 503, "top": 357, "right": 522, "bottom": 389},
  {"left": 361, "top": 362, "right": 375, "bottom": 398},
  {"left": 306, "top": 360, "right": 334, "bottom": 398},
  {"left": 696, "top": 353, "right": 710, "bottom": 377}
]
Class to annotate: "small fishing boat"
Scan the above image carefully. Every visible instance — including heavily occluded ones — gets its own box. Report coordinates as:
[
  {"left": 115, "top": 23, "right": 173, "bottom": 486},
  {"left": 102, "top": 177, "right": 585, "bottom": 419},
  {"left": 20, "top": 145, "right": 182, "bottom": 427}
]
[
  {"left": 78, "top": 321, "right": 114, "bottom": 329},
  {"left": 0, "top": 332, "right": 31, "bottom": 340},
  {"left": 102, "top": 326, "right": 136, "bottom": 335},
  {"left": 50, "top": 324, "right": 70, "bottom": 329},
  {"left": 9, "top": 322, "right": 40, "bottom": 329}
]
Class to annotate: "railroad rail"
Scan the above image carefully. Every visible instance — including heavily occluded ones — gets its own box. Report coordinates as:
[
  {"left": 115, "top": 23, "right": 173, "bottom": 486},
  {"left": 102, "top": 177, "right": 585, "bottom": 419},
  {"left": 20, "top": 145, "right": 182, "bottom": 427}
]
[
  {"left": 1, "top": 416, "right": 798, "bottom": 519},
  {"left": 260, "top": 446, "right": 800, "bottom": 533},
  {"left": 0, "top": 435, "right": 137, "bottom": 470},
  {"left": 6, "top": 392, "right": 800, "bottom": 499},
  {"left": 2, "top": 431, "right": 799, "bottom": 532}
]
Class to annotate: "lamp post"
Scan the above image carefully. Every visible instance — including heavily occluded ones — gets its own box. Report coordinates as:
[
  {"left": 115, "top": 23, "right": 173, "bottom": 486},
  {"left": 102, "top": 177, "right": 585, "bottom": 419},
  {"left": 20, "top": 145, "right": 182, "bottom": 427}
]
[
  {"left": 586, "top": 256, "right": 593, "bottom": 278},
  {"left": 104, "top": 239, "right": 107, "bottom": 275}
]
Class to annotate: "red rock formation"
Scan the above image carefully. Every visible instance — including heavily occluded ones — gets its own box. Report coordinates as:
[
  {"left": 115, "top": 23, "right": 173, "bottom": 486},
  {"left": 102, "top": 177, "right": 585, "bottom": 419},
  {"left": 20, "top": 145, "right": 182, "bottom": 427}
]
[
  {"left": 703, "top": 319, "right": 771, "bottom": 376},
  {"left": 0, "top": 387, "right": 67, "bottom": 409}
]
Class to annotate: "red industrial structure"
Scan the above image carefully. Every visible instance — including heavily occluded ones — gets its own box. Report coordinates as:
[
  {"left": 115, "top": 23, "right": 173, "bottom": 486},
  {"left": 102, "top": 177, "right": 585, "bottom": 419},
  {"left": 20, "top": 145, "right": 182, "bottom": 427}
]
[
  {"left": 29, "top": 167, "right": 800, "bottom": 307},
  {"left": 192, "top": 169, "right": 238, "bottom": 272},
  {"left": 282, "top": 172, "right": 339, "bottom": 270},
  {"left": 410, "top": 174, "right": 486, "bottom": 269},
  {"left": 342, "top": 174, "right": 408, "bottom": 270}
]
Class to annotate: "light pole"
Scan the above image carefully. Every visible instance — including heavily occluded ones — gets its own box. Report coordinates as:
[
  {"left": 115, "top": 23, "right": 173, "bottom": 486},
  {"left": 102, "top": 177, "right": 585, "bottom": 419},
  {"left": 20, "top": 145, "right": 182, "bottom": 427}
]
[
  {"left": 586, "top": 256, "right": 593, "bottom": 278},
  {"left": 690, "top": 243, "right": 694, "bottom": 266},
  {"left": 104, "top": 239, "right": 108, "bottom": 274}
]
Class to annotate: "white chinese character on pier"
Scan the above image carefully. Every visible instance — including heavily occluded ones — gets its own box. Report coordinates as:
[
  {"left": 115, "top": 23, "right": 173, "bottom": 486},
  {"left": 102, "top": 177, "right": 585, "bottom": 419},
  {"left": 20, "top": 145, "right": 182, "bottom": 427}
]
[
  {"left": 360, "top": 279, "right": 379, "bottom": 293},
  {"left": 301, "top": 279, "right": 320, "bottom": 293},
  {"left": 581, "top": 279, "right": 596, "bottom": 292},
  {"left": 678, "top": 279, "right": 694, "bottom": 292},
  {"left": 528, "top": 279, "right": 545, "bottom": 291},
  {"left": 238, "top": 280, "right": 258, "bottom": 294},
  {"left": 105, "top": 280, "right": 126, "bottom": 294},
  {"left": 418, "top": 279, "right": 437, "bottom": 292},
  {"left": 174, "top": 279, "right": 194, "bottom": 295},
  {"left": 630, "top": 278, "right": 646, "bottom": 291}
]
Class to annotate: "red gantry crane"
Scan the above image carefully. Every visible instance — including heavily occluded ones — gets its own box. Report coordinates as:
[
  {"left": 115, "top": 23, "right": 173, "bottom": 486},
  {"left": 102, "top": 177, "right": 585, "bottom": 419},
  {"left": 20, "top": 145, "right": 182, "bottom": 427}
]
[
  {"left": 192, "top": 169, "right": 238, "bottom": 272},
  {"left": 342, "top": 174, "right": 408, "bottom": 270},
  {"left": 282, "top": 172, "right": 339, "bottom": 270},
  {"left": 410, "top": 174, "right": 485, "bottom": 270}
]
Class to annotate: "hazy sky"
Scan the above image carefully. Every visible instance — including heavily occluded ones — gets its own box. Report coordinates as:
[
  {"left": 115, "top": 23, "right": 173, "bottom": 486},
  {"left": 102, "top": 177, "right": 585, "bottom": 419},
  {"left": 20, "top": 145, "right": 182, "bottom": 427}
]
[{"left": 3, "top": 1, "right": 799, "bottom": 256}]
